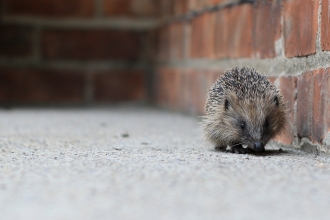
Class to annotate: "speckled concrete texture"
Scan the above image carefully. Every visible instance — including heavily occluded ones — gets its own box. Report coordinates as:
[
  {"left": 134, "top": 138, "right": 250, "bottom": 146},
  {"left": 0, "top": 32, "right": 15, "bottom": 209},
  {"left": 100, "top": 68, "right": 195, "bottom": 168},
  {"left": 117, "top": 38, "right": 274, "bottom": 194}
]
[{"left": 0, "top": 106, "right": 330, "bottom": 220}]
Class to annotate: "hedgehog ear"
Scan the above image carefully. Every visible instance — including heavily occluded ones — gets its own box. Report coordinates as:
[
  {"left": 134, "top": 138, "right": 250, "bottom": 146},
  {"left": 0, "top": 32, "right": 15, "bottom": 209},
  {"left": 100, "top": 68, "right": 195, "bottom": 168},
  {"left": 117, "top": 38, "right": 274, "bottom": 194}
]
[
  {"left": 225, "top": 99, "right": 230, "bottom": 111},
  {"left": 273, "top": 96, "right": 279, "bottom": 107}
]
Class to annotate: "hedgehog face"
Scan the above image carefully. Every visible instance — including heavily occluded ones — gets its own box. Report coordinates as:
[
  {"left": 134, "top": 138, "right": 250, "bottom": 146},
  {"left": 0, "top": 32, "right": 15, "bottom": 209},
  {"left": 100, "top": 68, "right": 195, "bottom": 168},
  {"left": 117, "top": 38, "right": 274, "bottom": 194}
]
[{"left": 223, "top": 90, "right": 286, "bottom": 151}]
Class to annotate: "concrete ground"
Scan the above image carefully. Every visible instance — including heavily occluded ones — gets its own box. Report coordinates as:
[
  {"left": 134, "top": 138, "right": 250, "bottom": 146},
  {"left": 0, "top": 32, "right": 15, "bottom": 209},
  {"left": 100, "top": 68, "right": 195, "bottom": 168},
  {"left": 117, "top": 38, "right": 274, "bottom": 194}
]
[{"left": 0, "top": 106, "right": 330, "bottom": 220}]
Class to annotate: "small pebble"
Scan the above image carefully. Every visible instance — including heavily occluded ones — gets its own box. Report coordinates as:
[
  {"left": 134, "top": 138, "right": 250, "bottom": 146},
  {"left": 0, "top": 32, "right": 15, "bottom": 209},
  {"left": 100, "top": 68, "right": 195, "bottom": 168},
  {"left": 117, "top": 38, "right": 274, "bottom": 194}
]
[
  {"left": 121, "top": 133, "right": 129, "bottom": 138},
  {"left": 114, "top": 148, "right": 122, "bottom": 151},
  {"left": 141, "top": 142, "right": 148, "bottom": 145}
]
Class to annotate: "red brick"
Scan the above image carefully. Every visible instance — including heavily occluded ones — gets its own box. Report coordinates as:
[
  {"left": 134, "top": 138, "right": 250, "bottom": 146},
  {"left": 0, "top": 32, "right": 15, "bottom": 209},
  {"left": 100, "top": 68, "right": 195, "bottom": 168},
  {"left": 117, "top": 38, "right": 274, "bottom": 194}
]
[
  {"left": 0, "top": 25, "right": 33, "bottom": 57},
  {"left": 214, "top": 4, "right": 253, "bottom": 58},
  {"left": 312, "top": 69, "right": 326, "bottom": 143},
  {"left": 154, "top": 68, "right": 181, "bottom": 109},
  {"left": 325, "top": 68, "right": 330, "bottom": 134},
  {"left": 214, "top": 9, "right": 228, "bottom": 58},
  {"left": 188, "top": 0, "right": 200, "bottom": 11},
  {"left": 283, "top": 0, "right": 319, "bottom": 57},
  {"left": 275, "top": 76, "right": 297, "bottom": 145},
  {"left": 190, "top": 15, "right": 203, "bottom": 58},
  {"left": 160, "top": 0, "right": 174, "bottom": 18},
  {"left": 179, "top": 69, "right": 193, "bottom": 112},
  {"left": 322, "top": 0, "right": 330, "bottom": 50},
  {"left": 169, "top": 23, "right": 185, "bottom": 60},
  {"left": 210, "top": 0, "right": 224, "bottom": 5},
  {"left": 153, "top": 68, "right": 223, "bottom": 114},
  {"left": 253, "top": 0, "right": 282, "bottom": 58},
  {"left": 42, "top": 30, "right": 141, "bottom": 61},
  {"left": 103, "top": 0, "right": 131, "bottom": 16},
  {"left": 130, "top": 0, "right": 159, "bottom": 17},
  {"left": 145, "top": 29, "right": 159, "bottom": 62},
  {"left": 227, "top": 4, "right": 253, "bottom": 58},
  {"left": 157, "top": 26, "right": 170, "bottom": 60},
  {"left": 182, "top": 69, "right": 194, "bottom": 112},
  {"left": 188, "top": 69, "right": 208, "bottom": 114},
  {"left": 0, "top": 68, "right": 85, "bottom": 103},
  {"left": 174, "top": 0, "right": 189, "bottom": 16},
  {"left": 94, "top": 70, "right": 146, "bottom": 102},
  {"left": 190, "top": 12, "right": 215, "bottom": 58},
  {"left": 162, "top": 68, "right": 180, "bottom": 108},
  {"left": 190, "top": 70, "right": 203, "bottom": 114},
  {"left": 154, "top": 68, "right": 211, "bottom": 114},
  {"left": 104, "top": 0, "right": 158, "bottom": 17},
  {"left": 297, "top": 71, "right": 314, "bottom": 140},
  {"left": 3, "top": 0, "right": 94, "bottom": 18},
  {"left": 171, "top": 69, "right": 182, "bottom": 109}
]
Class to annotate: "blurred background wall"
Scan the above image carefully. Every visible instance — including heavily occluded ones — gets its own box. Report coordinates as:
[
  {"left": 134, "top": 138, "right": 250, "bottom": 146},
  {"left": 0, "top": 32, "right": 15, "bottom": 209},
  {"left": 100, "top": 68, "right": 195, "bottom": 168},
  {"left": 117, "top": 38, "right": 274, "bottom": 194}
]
[{"left": 0, "top": 0, "right": 158, "bottom": 105}]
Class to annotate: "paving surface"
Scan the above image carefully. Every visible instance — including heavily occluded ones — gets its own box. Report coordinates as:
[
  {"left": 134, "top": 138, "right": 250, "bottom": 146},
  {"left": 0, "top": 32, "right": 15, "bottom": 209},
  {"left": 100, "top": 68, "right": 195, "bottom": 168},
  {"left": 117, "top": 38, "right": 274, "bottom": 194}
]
[{"left": 0, "top": 106, "right": 330, "bottom": 220}]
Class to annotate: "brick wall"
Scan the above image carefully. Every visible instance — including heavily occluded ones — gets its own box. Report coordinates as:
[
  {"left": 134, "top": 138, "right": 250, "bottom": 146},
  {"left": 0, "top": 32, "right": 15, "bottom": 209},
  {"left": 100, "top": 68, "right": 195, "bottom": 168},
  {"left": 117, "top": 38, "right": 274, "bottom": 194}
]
[
  {"left": 154, "top": 0, "right": 330, "bottom": 154},
  {"left": 0, "top": 0, "right": 158, "bottom": 104}
]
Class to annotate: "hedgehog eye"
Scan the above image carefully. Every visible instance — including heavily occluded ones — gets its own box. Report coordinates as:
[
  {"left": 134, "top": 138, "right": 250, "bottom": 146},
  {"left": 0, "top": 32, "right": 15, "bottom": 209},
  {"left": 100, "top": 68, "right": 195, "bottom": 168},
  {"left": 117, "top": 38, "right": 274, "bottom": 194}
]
[
  {"left": 264, "top": 119, "right": 269, "bottom": 128},
  {"left": 240, "top": 121, "right": 246, "bottom": 130},
  {"left": 224, "top": 99, "right": 230, "bottom": 111},
  {"left": 273, "top": 96, "right": 279, "bottom": 107}
]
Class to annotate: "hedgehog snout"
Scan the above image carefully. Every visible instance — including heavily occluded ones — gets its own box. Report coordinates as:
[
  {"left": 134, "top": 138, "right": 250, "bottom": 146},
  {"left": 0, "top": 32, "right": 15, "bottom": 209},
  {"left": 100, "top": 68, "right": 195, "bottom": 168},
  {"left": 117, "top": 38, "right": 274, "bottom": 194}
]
[{"left": 253, "top": 141, "right": 264, "bottom": 152}]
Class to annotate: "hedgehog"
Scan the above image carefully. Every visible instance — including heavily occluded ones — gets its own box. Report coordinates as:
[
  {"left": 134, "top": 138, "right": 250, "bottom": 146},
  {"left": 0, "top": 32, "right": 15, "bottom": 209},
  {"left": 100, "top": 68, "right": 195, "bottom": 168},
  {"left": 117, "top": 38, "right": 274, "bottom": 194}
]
[{"left": 201, "top": 67, "right": 286, "bottom": 154}]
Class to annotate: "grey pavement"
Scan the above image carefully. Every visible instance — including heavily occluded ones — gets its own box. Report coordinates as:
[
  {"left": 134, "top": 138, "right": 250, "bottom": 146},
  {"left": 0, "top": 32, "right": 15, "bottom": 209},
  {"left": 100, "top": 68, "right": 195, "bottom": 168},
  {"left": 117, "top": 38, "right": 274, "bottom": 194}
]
[{"left": 0, "top": 105, "right": 330, "bottom": 220}]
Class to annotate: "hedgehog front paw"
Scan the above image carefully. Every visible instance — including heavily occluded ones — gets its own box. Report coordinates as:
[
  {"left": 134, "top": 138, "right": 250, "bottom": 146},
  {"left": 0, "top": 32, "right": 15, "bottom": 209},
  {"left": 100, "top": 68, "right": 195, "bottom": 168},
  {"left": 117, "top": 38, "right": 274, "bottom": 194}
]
[{"left": 230, "top": 144, "right": 246, "bottom": 154}]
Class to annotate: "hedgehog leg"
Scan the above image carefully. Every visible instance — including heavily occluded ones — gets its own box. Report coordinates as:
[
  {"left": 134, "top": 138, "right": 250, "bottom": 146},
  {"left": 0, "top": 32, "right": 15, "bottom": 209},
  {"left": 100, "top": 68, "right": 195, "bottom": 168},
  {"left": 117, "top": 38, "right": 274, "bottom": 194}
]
[{"left": 230, "top": 144, "right": 246, "bottom": 154}]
